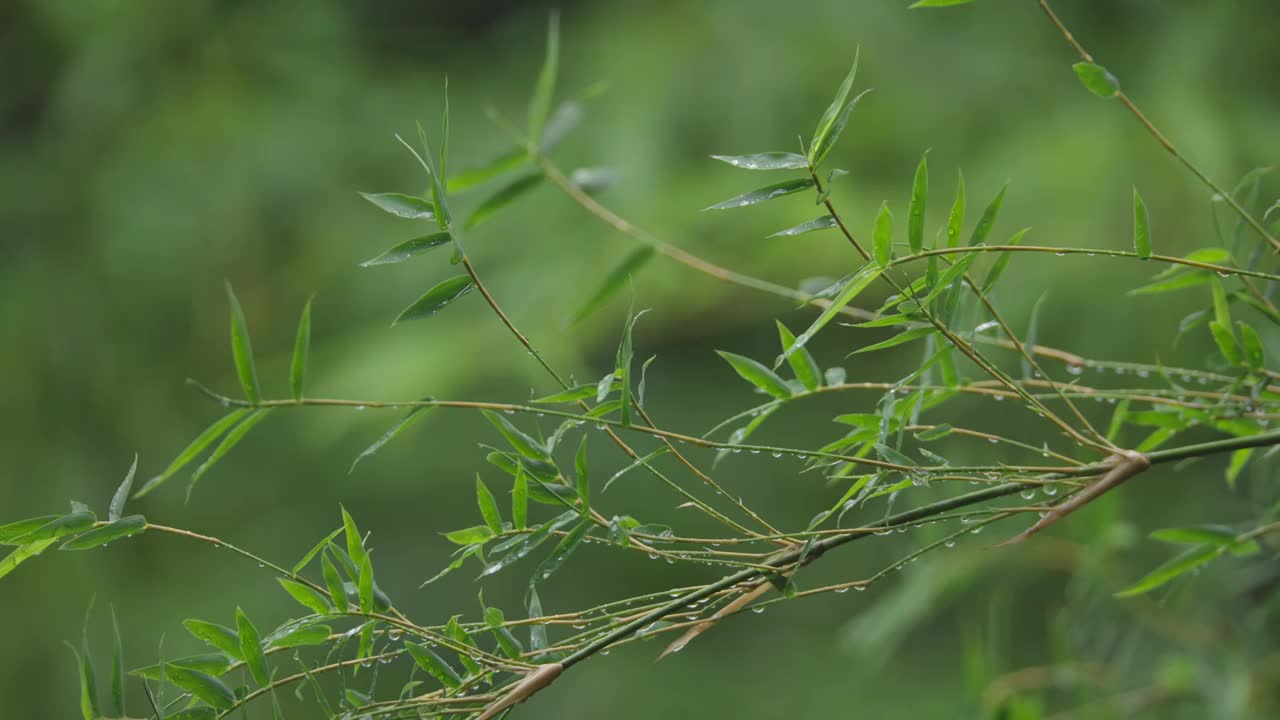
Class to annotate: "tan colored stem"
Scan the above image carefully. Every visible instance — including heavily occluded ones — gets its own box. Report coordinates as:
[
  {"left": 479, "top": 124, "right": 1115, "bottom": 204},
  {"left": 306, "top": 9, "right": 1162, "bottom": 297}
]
[
  {"left": 998, "top": 449, "right": 1150, "bottom": 545},
  {"left": 474, "top": 662, "right": 564, "bottom": 720}
]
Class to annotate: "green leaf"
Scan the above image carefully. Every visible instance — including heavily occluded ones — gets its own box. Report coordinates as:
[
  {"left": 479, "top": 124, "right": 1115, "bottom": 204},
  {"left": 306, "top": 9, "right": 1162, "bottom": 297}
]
[
  {"left": 449, "top": 147, "right": 527, "bottom": 193},
  {"left": 1237, "top": 321, "right": 1264, "bottom": 370},
  {"left": 532, "top": 385, "right": 598, "bottom": 404},
  {"left": 188, "top": 408, "right": 273, "bottom": 497},
  {"left": 183, "top": 619, "right": 241, "bottom": 659},
  {"left": 1133, "top": 187, "right": 1152, "bottom": 259},
  {"left": 446, "top": 526, "right": 495, "bottom": 546},
  {"left": 483, "top": 410, "right": 549, "bottom": 460},
  {"left": 340, "top": 507, "right": 368, "bottom": 573},
  {"left": 776, "top": 321, "right": 822, "bottom": 392},
  {"left": 135, "top": 409, "right": 251, "bottom": 498},
  {"left": 358, "top": 192, "right": 435, "bottom": 220},
  {"left": 1128, "top": 271, "right": 1212, "bottom": 296},
  {"left": 268, "top": 623, "right": 331, "bottom": 649},
  {"left": 873, "top": 202, "right": 894, "bottom": 266},
  {"left": 480, "top": 511, "right": 578, "bottom": 578},
  {"left": 873, "top": 443, "right": 917, "bottom": 467},
  {"left": 67, "top": 643, "right": 99, "bottom": 720},
  {"left": 855, "top": 327, "right": 935, "bottom": 354},
  {"left": 1115, "top": 545, "right": 1218, "bottom": 598},
  {"left": 278, "top": 578, "right": 331, "bottom": 615},
  {"left": 616, "top": 305, "right": 645, "bottom": 427},
  {"left": 570, "top": 246, "right": 656, "bottom": 325},
  {"left": 465, "top": 172, "right": 544, "bottom": 229},
  {"left": 109, "top": 607, "right": 125, "bottom": 717},
  {"left": 350, "top": 404, "right": 432, "bottom": 473},
  {"left": 947, "top": 170, "right": 965, "bottom": 248},
  {"left": 360, "top": 232, "right": 452, "bottom": 268},
  {"left": 810, "top": 51, "right": 860, "bottom": 165},
  {"left": 710, "top": 152, "right": 809, "bottom": 170},
  {"left": 981, "top": 227, "right": 1030, "bottom": 295},
  {"left": 780, "top": 263, "right": 885, "bottom": 367},
  {"left": 1073, "top": 62, "right": 1120, "bottom": 98},
  {"left": 909, "top": 0, "right": 976, "bottom": 6},
  {"left": 0, "top": 538, "right": 56, "bottom": 582},
  {"left": 166, "top": 666, "right": 236, "bottom": 710},
  {"left": 703, "top": 178, "right": 815, "bottom": 211},
  {"left": 531, "top": 519, "right": 591, "bottom": 585},
  {"left": 768, "top": 215, "right": 838, "bottom": 238},
  {"left": 1209, "top": 321, "right": 1241, "bottom": 365},
  {"left": 527, "top": 588, "right": 549, "bottom": 651},
  {"left": 915, "top": 424, "right": 953, "bottom": 441},
  {"left": 225, "top": 282, "right": 261, "bottom": 404},
  {"left": 235, "top": 608, "right": 268, "bottom": 686},
  {"left": 292, "top": 526, "right": 344, "bottom": 573},
  {"left": 357, "top": 551, "right": 374, "bottom": 613},
  {"left": 59, "top": 516, "right": 147, "bottom": 550},
  {"left": 512, "top": 464, "right": 529, "bottom": 530},
  {"left": 321, "top": 552, "right": 348, "bottom": 612},
  {"left": 1226, "top": 447, "right": 1254, "bottom": 489},
  {"left": 12, "top": 511, "right": 96, "bottom": 544},
  {"left": 574, "top": 435, "right": 590, "bottom": 510},
  {"left": 908, "top": 153, "right": 928, "bottom": 254},
  {"left": 169, "top": 708, "right": 218, "bottom": 720},
  {"left": 528, "top": 12, "right": 560, "bottom": 151},
  {"left": 406, "top": 642, "right": 462, "bottom": 688},
  {"left": 0, "top": 515, "right": 60, "bottom": 544},
  {"left": 131, "top": 653, "right": 232, "bottom": 681},
  {"left": 1151, "top": 526, "right": 1258, "bottom": 554},
  {"left": 476, "top": 476, "right": 504, "bottom": 534},
  {"left": 717, "top": 351, "right": 793, "bottom": 399},
  {"left": 394, "top": 275, "right": 475, "bottom": 324},
  {"left": 109, "top": 455, "right": 137, "bottom": 522},
  {"left": 968, "top": 184, "right": 1007, "bottom": 246}
]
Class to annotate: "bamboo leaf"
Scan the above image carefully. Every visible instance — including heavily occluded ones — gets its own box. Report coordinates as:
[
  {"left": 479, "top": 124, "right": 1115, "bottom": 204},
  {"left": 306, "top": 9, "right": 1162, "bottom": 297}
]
[
  {"left": 357, "top": 551, "right": 374, "bottom": 613},
  {"left": 407, "top": 641, "right": 464, "bottom": 688},
  {"left": 278, "top": 578, "right": 331, "bottom": 615},
  {"left": 341, "top": 506, "right": 368, "bottom": 570},
  {"left": 445, "top": 526, "right": 495, "bottom": 546},
  {"left": 67, "top": 643, "right": 98, "bottom": 720},
  {"left": 1209, "top": 321, "right": 1241, "bottom": 365},
  {"left": 268, "top": 623, "right": 331, "bottom": 649},
  {"left": 947, "top": 170, "right": 966, "bottom": 247},
  {"left": 321, "top": 552, "right": 348, "bottom": 612},
  {"left": 810, "top": 51, "right": 860, "bottom": 165},
  {"left": 768, "top": 215, "right": 837, "bottom": 238},
  {"left": 1237, "top": 321, "right": 1264, "bottom": 370},
  {"left": 910, "top": 0, "right": 976, "bottom": 7},
  {"left": 908, "top": 152, "right": 928, "bottom": 253},
  {"left": 528, "top": 12, "right": 560, "bottom": 151},
  {"left": 776, "top": 321, "right": 822, "bottom": 392},
  {"left": 0, "top": 538, "right": 57, "bottom": 582},
  {"left": 182, "top": 620, "right": 242, "bottom": 659},
  {"left": 166, "top": 666, "right": 236, "bottom": 710},
  {"left": 1073, "top": 62, "right": 1120, "bottom": 98},
  {"left": 0, "top": 515, "right": 60, "bottom": 544},
  {"left": 135, "top": 410, "right": 250, "bottom": 498},
  {"left": 1115, "top": 545, "right": 1218, "bottom": 597},
  {"left": 873, "top": 202, "right": 894, "bottom": 266},
  {"left": 476, "top": 475, "right": 504, "bottom": 534},
  {"left": 235, "top": 608, "right": 269, "bottom": 686},
  {"left": 530, "top": 519, "right": 591, "bottom": 585},
  {"left": 465, "top": 172, "right": 543, "bottom": 229},
  {"left": 571, "top": 246, "right": 656, "bottom": 325},
  {"left": 1133, "top": 187, "right": 1152, "bottom": 259},
  {"left": 59, "top": 516, "right": 147, "bottom": 550},
  {"left": 574, "top": 435, "right": 590, "bottom": 510},
  {"left": 358, "top": 192, "right": 435, "bottom": 220},
  {"left": 855, "top": 327, "right": 935, "bottom": 354},
  {"left": 968, "top": 184, "right": 1007, "bottom": 246},
  {"left": 703, "top": 178, "right": 815, "bottom": 211},
  {"left": 513, "top": 464, "right": 529, "bottom": 530},
  {"left": 394, "top": 275, "right": 475, "bottom": 324},
  {"left": 717, "top": 351, "right": 793, "bottom": 399},
  {"left": 981, "top": 227, "right": 1030, "bottom": 295},
  {"left": 350, "top": 404, "right": 432, "bottom": 473},
  {"left": 110, "top": 607, "right": 125, "bottom": 717},
  {"left": 109, "top": 455, "right": 137, "bottom": 521},
  {"left": 448, "top": 148, "right": 527, "bottom": 193},
  {"left": 780, "top": 263, "right": 884, "bottom": 367},
  {"left": 480, "top": 511, "right": 578, "bottom": 578},
  {"left": 360, "top": 232, "right": 452, "bottom": 267},
  {"left": 483, "top": 410, "right": 549, "bottom": 460},
  {"left": 11, "top": 511, "right": 96, "bottom": 544},
  {"left": 224, "top": 282, "right": 262, "bottom": 404},
  {"left": 188, "top": 408, "right": 273, "bottom": 497},
  {"left": 710, "top": 152, "right": 809, "bottom": 170},
  {"left": 532, "top": 385, "right": 597, "bottom": 404}
]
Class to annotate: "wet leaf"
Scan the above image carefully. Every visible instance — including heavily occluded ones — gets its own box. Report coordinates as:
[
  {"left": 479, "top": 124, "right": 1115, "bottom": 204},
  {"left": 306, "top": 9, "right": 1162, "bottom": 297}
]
[
  {"left": 109, "top": 455, "right": 137, "bottom": 521},
  {"left": 873, "top": 201, "right": 894, "bottom": 266},
  {"left": 768, "top": 215, "right": 837, "bottom": 238},
  {"left": 703, "top": 178, "right": 815, "bottom": 211},
  {"left": 394, "top": 275, "right": 475, "bottom": 324},
  {"left": 776, "top": 321, "right": 822, "bottom": 391},
  {"left": 360, "top": 232, "right": 452, "bottom": 267},
  {"left": 406, "top": 642, "right": 462, "bottom": 688},
  {"left": 350, "top": 404, "right": 432, "bottom": 473},
  {"left": 465, "top": 172, "right": 543, "bottom": 229},
  {"left": 59, "top": 516, "right": 147, "bottom": 550},
  {"left": 358, "top": 192, "right": 436, "bottom": 220},
  {"left": 135, "top": 410, "right": 251, "bottom": 498},
  {"left": 1133, "top": 188, "right": 1152, "bottom": 259},
  {"left": 717, "top": 351, "right": 793, "bottom": 399},
  {"left": 166, "top": 666, "right": 236, "bottom": 710},
  {"left": 235, "top": 608, "right": 268, "bottom": 686},
  {"left": 710, "top": 152, "right": 809, "bottom": 170},
  {"left": 908, "top": 152, "right": 928, "bottom": 253},
  {"left": 530, "top": 519, "right": 591, "bottom": 585},
  {"left": 225, "top": 282, "right": 261, "bottom": 403},
  {"left": 278, "top": 578, "right": 331, "bottom": 615}
]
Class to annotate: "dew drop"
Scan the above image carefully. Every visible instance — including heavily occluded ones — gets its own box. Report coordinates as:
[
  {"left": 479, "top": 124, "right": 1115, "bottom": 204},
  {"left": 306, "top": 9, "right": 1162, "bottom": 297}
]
[
  {"left": 1020, "top": 489, "right": 1035, "bottom": 500},
  {"left": 1066, "top": 364, "right": 1084, "bottom": 376},
  {"left": 834, "top": 587, "right": 850, "bottom": 594},
  {"left": 944, "top": 540, "right": 956, "bottom": 548},
  {"left": 970, "top": 526, "right": 984, "bottom": 535},
  {"left": 771, "top": 452, "right": 782, "bottom": 458},
  {"left": 1043, "top": 486, "right": 1058, "bottom": 496},
  {"left": 751, "top": 606, "right": 766, "bottom": 614},
  {"left": 355, "top": 405, "right": 366, "bottom": 411}
]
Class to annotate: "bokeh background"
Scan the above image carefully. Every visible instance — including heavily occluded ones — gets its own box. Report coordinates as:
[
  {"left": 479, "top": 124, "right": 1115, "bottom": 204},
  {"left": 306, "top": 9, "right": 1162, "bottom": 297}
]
[{"left": 2, "top": 0, "right": 1279, "bottom": 717}]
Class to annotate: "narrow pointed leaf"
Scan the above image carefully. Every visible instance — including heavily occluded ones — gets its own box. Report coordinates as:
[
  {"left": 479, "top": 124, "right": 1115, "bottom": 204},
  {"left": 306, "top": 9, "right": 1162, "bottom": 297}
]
[
  {"left": 571, "top": 246, "right": 655, "bottom": 325},
  {"left": 358, "top": 192, "right": 435, "bottom": 220},
  {"left": 810, "top": 52, "right": 859, "bottom": 164},
  {"left": 110, "top": 608, "right": 125, "bottom": 717},
  {"left": 321, "top": 552, "right": 348, "bottom": 612},
  {"left": 235, "top": 608, "right": 268, "bottom": 686},
  {"left": 873, "top": 201, "right": 894, "bottom": 266},
  {"left": 350, "top": 404, "right": 432, "bottom": 473},
  {"left": 67, "top": 643, "right": 98, "bottom": 720},
  {"left": 357, "top": 552, "right": 374, "bottom": 612},
  {"left": 482, "top": 410, "right": 549, "bottom": 460},
  {"left": 59, "top": 516, "right": 147, "bottom": 550},
  {"left": 278, "top": 578, "right": 331, "bottom": 615},
  {"left": 981, "top": 227, "right": 1030, "bottom": 295},
  {"left": 530, "top": 519, "right": 591, "bottom": 585},
  {"left": 182, "top": 620, "right": 242, "bottom": 659},
  {"left": 0, "top": 538, "right": 57, "bottom": 582},
  {"left": 910, "top": 0, "right": 976, "bottom": 6},
  {"left": 1133, "top": 188, "right": 1152, "bottom": 259},
  {"left": 768, "top": 215, "right": 837, "bottom": 238},
  {"left": 135, "top": 410, "right": 250, "bottom": 498},
  {"left": 109, "top": 455, "right": 137, "bottom": 521},
  {"left": 968, "top": 184, "right": 1007, "bottom": 246},
  {"left": 225, "top": 282, "right": 261, "bottom": 403},
  {"left": 781, "top": 263, "right": 884, "bottom": 366},
  {"left": 188, "top": 409, "right": 273, "bottom": 496},
  {"left": 406, "top": 642, "right": 462, "bottom": 688},
  {"left": 776, "top": 321, "right": 822, "bottom": 391},
  {"left": 0, "top": 516, "right": 60, "bottom": 544},
  {"left": 717, "top": 351, "right": 793, "bottom": 399},
  {"left": 703, "top": 178, "right": 814, "bottom": 211},
  {"left": 166, "top": 666, "right": 236, "bottom": 710},
  {"left": 528, "top": 12, "right": 560, "bottom": 150},
  {"left": 710, "top": 152, "right": 808, "bottom": 170},
  {"left": 855, "top": 327, "right": 935, "bottom": 354},
  {"left": 465, "top": 173, "right": 543, "bottom": 229},
  {"left": 1115, "top": 545, "right": 1218, "bottom": 597},
  {"left": 476, "top": 476, "right": 503, "bottom": 534},
  {"left": 361, "top": 232, "right": 453, "bottom": 268},
  {"left": 512, "top": 464, "right": 529, "bottom": 530},
  {"left": 947, "top": 170, "right": 966, "bottom": 247},
  {"left": 394, "top": 275, "right": 475, "bottom": 324},
  {"left": 908, "top": 153, "right": 928, "bottom": 253},
  {"left": 1209, "top": 321, "right": 1241, "bottom": 364}
]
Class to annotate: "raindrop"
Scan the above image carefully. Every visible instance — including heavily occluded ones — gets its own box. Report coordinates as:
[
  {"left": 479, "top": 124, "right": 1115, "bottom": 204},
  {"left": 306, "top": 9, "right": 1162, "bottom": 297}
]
[
  {"left": 751, "top": 606, "right": 766, "bottom": 614},
  {"left": 970, "top": 526, "right": 984, "bottom": 535},
  {"left": 855, "top": 585, "right": 867, "bottom": 592},
  {"left": 944, "top": 540, "right": 956, "bottom": 548},
  {"left": 834, "top": 587, "right": 850, "bottom": 594},
  {"left": 987, "top": 437, "right": 999, "bottom": 444},
  {"left": 1043, "top": 485, "right": 1058, "bottom": 496},
  {"left": 1066, "top": 365, "right": 1084, "bottom": 376},
  {"left": 257, "top": 562, "right": 265, "bottom": 568},
  {"left": 874, "top": 528, "right": 892, "bottom": 536},
  {"left": 355, "top": 405, "right": 366, "bottom": 411},
  {"left": 1020, "top": 489, "right": 1035, "bottom": 499}
]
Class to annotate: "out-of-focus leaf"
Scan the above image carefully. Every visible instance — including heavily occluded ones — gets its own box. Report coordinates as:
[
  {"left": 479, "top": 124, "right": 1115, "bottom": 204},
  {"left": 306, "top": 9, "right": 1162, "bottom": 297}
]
[
  {"left": 1133, "top": 187, "right": 1152, "bottom": 259},
  {"left": 710, "top": 152, "right": 809, "bottom": 170},
  {"left": 0, "top": 538, "right": 56, "bottom": 582},
  {"left": 448, "top": 148, "right": 527, "bottom": 193},
  {"left": 465, "top": 172, "right": 543, "bottom": 229},
  {"left": 1209, "top": 321, "right": 1241, "bottom": 364},
  {"left": 910, "top": 0, "right": 976, "bottom": 6},
  {"left": 528, "top": 12, "right": 560, "bottom": 150},
  {"left": 110, "top": 607, "right": 125, "bottom": 717},
  {"left": 1115, "top": 545, "right": 1218, "bottom": 597},
  {"left": 59, "top": 516, "right": 146, "bottom": 550},
  {"left": 393, "top": 275, "right": 475, "bottom": 324},
  {"left": 131, "top": 654, "right": 232, "bottom": 682},
  {"left": 908, "top": 153, "right": 928, "bottom": 253},
  {"left": 569, "top": 166, "right": 617, "bottom": 193},
  {"left": 1128, "top": 272, "right": 1211, "bottom": 296},
  {"left": 570, "top": 245, "right": 656, "bottom": 325},
  {"left": 67, "top": 643, "right": 98, "bottom": 720},
  {"left": 0, "top": 516, "right": 60, "bottom": 544},
  {"left": 360, "top": 232, "right": 452, "bottom": 267},
  {"left": 358, "top": 192, "right": 435, "bottom": 220},
  {"left": 1237, "top": 322, "right": 1264, "bottom": 370},
  {"left": 225, "top": 282, "right": 261, "bottom": 404},
  {"left": 1073, "top": 62, "right": 1120, "bottom": 98},
  {"left": 532, "top": 385, "right": 597, "bottom": 404},
  {"left": 480, "top": 511, "right": 578, "bottom": 578},
  {"left": 717, "top": 351, "right": 793, "bottom": 399},
  {"left": 703, "top": 178, "right": 814, "bottom": 211}
]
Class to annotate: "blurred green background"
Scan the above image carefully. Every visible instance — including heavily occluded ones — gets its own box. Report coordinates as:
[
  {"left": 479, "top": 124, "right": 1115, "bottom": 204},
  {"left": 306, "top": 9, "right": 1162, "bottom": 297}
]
[{"left": 3, "top": 0, "right": 1279, "bottom": 717}]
